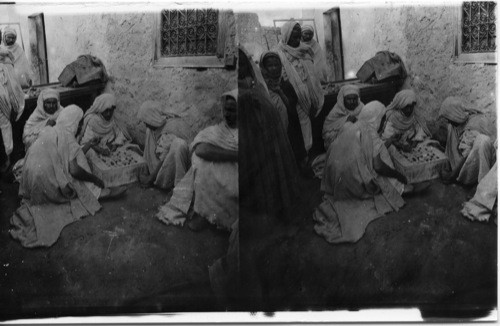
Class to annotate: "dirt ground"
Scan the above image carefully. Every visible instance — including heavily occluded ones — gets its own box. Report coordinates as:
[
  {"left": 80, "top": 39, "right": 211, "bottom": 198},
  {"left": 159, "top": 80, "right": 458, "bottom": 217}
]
[
  {"left": 0, "top": 182, "right": 229, "bottom": 320},
  {"left": 0, "top": 174, "right": 497, "bottom": 321},
  {"left": 241, "top": 176, "right": 497, "bottom": 320}
]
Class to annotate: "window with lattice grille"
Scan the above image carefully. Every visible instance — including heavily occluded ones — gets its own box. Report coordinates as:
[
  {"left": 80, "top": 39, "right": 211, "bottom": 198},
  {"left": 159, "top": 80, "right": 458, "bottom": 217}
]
[
  {"left": 154, "top": 9, "right": 236, "bottom": 68},
  {"left": 455, "top": 2, "right": 497, "bottom": 63},
  {"left": 160, "top": 9, "right": 218, "bottom": 57}
]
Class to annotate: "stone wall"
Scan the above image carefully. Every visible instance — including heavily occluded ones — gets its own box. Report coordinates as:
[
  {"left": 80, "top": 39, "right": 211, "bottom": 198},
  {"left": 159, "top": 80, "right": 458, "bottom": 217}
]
[
  {"left": 235, "top": 12, "right": 265, "bottom": 62},
  {"left": 261, "top": 26, "right": 280, "bottom": 52},
  {"left": 7, "top": 8, "right": 236, "bottom": 146},
  {"left": 341, "top": 5, "right": 497, "bottom": 134},
  {"left": 44, "top": 11, "right": 236, "bottom": 146},
  {"left": 5, "top": 4, "right": 497, "bottom": 142}
]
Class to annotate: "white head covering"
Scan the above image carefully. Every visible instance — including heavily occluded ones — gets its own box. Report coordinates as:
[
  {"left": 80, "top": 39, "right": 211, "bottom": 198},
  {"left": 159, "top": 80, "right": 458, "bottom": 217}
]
[
  {"left": 56, "top": 104, "right": 83, "bottom": 135},
  {"left": 358, "top": 101, "right": 386, "bottom": 131},
  {"left": 137, "top": 101, "right": 166, "bottom": 128},
  {"left": 281, "top": 21, "right": 300, "bottom": 45},
  {"left": 85, "top": 93, "right": 116, "bottom": 117},
  {"left": 438, "top": 96, "right": 468, "bottom": 124},
  {"left": 302, "top": 25, "right": 314, "bottom": 33},
  {"left": 35, "top": 88, "right": 61, "bottom": 114},
  {"left": 23, "top": 88, "right": 63, "bottom": 146},
  {"left": 3, "top": 27, "right": 16, "bottom": 38}
]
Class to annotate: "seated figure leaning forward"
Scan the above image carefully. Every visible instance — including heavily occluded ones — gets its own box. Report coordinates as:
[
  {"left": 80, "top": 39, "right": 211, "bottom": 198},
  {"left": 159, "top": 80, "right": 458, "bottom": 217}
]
[
  {"left": 438, "top": 96, "right": 496, "bottom": 186},
  {"left": 379, "top": 89, "right": 431, "bottom": 153},
  {"left": 136, "top": 100, "right": 190, "bottom": 190},
  {"left": 156, "top": 90, "right": 238, "bottom": 232},
  {"left": 314, "top": 101, "right": 408, "bottom": 244},
  {"left": 78, "top": 93, "right": 130, "bottom": 153},
  {"left": 10, "top": 105, "right": 126, "bottom": 248}
]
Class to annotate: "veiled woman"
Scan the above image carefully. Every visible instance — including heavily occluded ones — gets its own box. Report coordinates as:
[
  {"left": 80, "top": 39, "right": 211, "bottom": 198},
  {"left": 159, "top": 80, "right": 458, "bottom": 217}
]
[
  {"left": 258, "top": 50, "right": 308, "bottom": 171},
  {"left": 274, "top": 21, "right": 325, "bottom": 152},
  {"left": 23, "top": 88, "right": 64, "bottom": 150},
  {"left": 314, "top": 101, "right": 406, "bottom": 244},
  {"left": 78, "top": 93, "right": 130, "bottom": 155},
  {"left": 323, "top": 84, "right": 364, "bottom": 149},
  {"left": 438, "top": 96, "right": 496, "bottom": 185},
  {"left": 0, "top": 27, "right": 32, "bottom": 87},
  {"left": 0, "top": 48, "right": 24, "bottom": 171},
  {"left": 379, "top": 89, "right": 430, "bottom": 152},
  {"left": 301, "top": 25, "right": 328, "bottom": 83},
  {"left": 156, "top": 90, "right": 239, "bottom": 232},
  {"left": 12, "top": 88, "right": 63, "bottom": 182},
  {"left": 238, "top": 45, "right": 300, "bottom": 232},
  {"left": 10, "top": 105, "right": 125, "bottom": 248},
  {"left": 136, "top": 100, "right": 190, "bottom": 190}
]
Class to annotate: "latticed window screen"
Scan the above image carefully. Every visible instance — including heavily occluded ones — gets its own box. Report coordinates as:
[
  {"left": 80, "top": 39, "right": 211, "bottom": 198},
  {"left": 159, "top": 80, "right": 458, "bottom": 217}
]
[
  {"left": 160, "top": 9, "right": 219, "bottom": 57},
  {"left": 461, "top": 2, "right": 496, "bottom": 53}
]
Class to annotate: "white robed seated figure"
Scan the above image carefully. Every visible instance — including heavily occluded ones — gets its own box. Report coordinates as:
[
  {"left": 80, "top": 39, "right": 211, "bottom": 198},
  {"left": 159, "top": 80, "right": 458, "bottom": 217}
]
[
  {"left": 78, "top": 93, "right": 132, "bottom": 154},
  {"left": 23, "top": 88, "right": 64, "bottom": 150},
  {"left": 380, "top": 89, "right": 431, "bottom": 152},
  {"left": 12, "top": 88, "right": 64, "bottom": 181},
  {"left": 156, "top": 90, "right": 238, "bottom": 232},
  {"left": 136, "top": 100, "right": 190, "bottom": 190},
  {"left": 323, "top": 84, "right": 364, "bottom": 149},
  {"left": 10, "top": 105, "right": 125, "bottom": 248},
  {"left": 314, "top": 101, "right": 407, "bottom": 244},
  {"left": 438, "top": 96, "right": 496, "bottom": 186}
]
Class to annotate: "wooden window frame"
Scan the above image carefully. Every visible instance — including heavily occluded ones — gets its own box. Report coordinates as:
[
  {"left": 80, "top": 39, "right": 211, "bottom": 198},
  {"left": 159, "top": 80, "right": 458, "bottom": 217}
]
[
  {"left": 454, "top": 3, "right": 497, "bottom": 64},
  {"left": 153, "top": 9, "right": 234, "bottom": 68}
]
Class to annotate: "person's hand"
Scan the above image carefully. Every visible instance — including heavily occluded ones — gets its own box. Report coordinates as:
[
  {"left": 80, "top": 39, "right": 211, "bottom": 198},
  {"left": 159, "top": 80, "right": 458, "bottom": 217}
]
[
  {"left": 46, "top": 119, "right": 56, "bottom": 127},
  {"left": 107, "top": 143, "right": 119, "bottom": 152},
  {"left": 89, "top": 137, "right": 100, "bottom": 147},
  {"left": 92, "top": 145, "right": 110, "bottom": 156},
  {"left": 384, "top": 137, "right": 395, "bottom": 148},
  {"left": 347, "top": 115, "right": 357, "bottom": 123}
]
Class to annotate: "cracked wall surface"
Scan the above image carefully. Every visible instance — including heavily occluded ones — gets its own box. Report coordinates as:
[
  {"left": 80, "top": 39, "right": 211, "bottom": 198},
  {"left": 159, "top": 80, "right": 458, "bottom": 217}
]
[{"left": 44, "top": 12, "right": 236, "bottom": 146}]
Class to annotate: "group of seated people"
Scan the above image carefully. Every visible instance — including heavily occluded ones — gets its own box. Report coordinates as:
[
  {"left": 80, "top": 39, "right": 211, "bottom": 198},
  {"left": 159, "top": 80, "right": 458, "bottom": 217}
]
[
  {"left": 314, "top": 85, "right": 497, "bottom": 243},
  {"left": 4, "top": 19, "right": 497, "bottom": 251},
  {"left": 237, "top": 20, "right": 497, "bottom": 244},
  {"left": 9, "top": 86, "right": 239, "bottom": 248}
]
